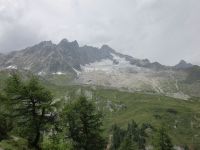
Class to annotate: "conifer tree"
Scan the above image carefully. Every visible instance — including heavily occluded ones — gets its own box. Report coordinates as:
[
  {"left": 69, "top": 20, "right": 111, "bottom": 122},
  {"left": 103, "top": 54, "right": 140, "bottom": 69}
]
[
  {"left": 5, "top": 74, "right": 55, "bottom": 150},
  {"left": 64, "top": 96, "right": 105, "bottom": 150},
  {"left": 119, "top": 136, "right": 138, "bottom": 150},
  {"left": 153, "top": 127, "right": 173, "bottom": 150},
  {"left": 110, "top": 124, "right": 126, "bottom": 150},
  {"left": 0, "top": 93, "right": 13, "bottom": 141},
  {"left": 110, "top": 120, "right": 152, "bottom": 150}
]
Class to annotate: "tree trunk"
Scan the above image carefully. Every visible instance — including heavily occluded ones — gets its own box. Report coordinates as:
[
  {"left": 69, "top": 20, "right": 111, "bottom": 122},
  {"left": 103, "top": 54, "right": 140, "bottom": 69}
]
[{"left": 33, "top": 129, "right": 41, "bottom": 150}]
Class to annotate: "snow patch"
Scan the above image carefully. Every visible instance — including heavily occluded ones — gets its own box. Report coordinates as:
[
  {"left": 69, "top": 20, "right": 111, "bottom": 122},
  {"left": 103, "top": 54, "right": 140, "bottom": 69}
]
[
  {"left": 81, "top": 53, "right": 148, "bottom": 74},
  {"left": 52, "top": 72, "right": 65, "bottom": 75},
  {"left": 81, "top": 59, "right": 114, "bottom": 73},
  {"left": 6, "top": 65, "right": 17, "bottom": 69},
  {"left": 38, "top": 71, "right": 46, "bottom": 76}
]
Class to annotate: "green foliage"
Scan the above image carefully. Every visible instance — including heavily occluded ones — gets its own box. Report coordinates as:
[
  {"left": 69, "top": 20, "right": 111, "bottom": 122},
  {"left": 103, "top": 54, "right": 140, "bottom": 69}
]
[
  {"left": 0, "top": 114, "right": 13, "bottom": 141},
  {"left": 136, "top": 123, "right": 152, "bottom": 149},
  {"left": 0, "top": 138, "right": 28, "bottom": 150},
  {"left": 1, "top": 72, "right": 200, "bottom": 149},
  {"left": 42, "top": 134, "right": 72, "bottom": 150},
  {"left": 64, "top": 97, "right": 105, "bottom": 150},
  {"left": 0, "top": 93, "right": 13, "bottom": 141},
  {"left": 4, "top": 74, "right": 55, "bottom": 149},
  {"left": 152, "top": 127, "right": 173, "bottom": 150},
  {"left": 110, "top": 120, "right": 152, "bottom": 150},
  {"left": 119, "top": 137, "right": 138, "bottom": 150},
  {"left": 183, "top": 145, "right": 189, "bottom": 150},
  {"left": 110, "top": 124, "right": 126, "bottom": 150}
]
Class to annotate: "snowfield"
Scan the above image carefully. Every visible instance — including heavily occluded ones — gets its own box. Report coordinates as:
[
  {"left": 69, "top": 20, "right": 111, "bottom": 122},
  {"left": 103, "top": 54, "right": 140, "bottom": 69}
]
[{"left": 75, "top": 54, "right": 190, "bottom": 100}]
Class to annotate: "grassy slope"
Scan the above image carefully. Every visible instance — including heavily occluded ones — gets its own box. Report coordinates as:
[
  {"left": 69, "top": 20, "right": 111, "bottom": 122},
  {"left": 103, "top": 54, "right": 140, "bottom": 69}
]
[
  {"left": 97, "top": 89, "right": 200, "bottom": 146},
  {"left": 46, "top": 83, "right": 200, "bottom": 147}
]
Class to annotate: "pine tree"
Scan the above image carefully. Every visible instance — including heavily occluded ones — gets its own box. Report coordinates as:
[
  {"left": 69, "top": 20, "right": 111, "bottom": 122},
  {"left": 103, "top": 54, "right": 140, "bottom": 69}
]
[
  {"left": 126, "top": 121, "right": 150, "bottom": 150},
  {"left": 110, "top": 120, "right": 152, "bottom": 150},
  {"left": 183, "top": 145, "right": 189, "bottom": 150},
  {"left": 5, "top": 74, "right": 55, "bottom": 150},
  {"left": 119, "top": 136, "right": 138, "bottom": 150},
  {"left": 0, "top": 93, "right": 13, "bottom": 141},
  {"left": 153, "top": 127, "right": 173, "bottom": 150},
  {"left": 137, "top": 123, "right": 150, "bottom": 150},
  {"left": 127, "top": 120, "right": 138, "bottom": 142},
  {"left": 110, "top": 124, "right": 126, "bottom": 150},
  {"left": 64, "top": 96, "right": 105, "bottom": 150}
]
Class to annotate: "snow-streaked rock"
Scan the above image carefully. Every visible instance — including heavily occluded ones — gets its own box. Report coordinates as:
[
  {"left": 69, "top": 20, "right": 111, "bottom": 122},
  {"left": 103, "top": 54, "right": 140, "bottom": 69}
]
[{"left": 73, "top": 67, "right": 81, "bottom": 75}]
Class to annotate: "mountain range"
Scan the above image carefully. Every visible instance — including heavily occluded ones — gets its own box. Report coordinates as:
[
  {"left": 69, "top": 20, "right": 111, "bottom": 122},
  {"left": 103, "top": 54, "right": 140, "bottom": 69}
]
[
  {"left": 0, "top": 38, "right": 193, "bottom": 73},
  {"left": 0, "top": 39, "right": 200, "bottom": 99}
]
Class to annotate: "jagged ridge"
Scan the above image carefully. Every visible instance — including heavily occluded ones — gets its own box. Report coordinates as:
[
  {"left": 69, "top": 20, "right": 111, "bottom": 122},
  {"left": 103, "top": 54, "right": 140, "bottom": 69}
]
[{"left": 0, "top": 39, "right": 170, "bottom": 74}]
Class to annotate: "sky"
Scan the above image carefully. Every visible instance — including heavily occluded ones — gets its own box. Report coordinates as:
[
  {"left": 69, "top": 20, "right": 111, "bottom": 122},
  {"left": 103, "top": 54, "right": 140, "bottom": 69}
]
[{"left": 0, "top": 0, "right": 199, "bottom": 65}]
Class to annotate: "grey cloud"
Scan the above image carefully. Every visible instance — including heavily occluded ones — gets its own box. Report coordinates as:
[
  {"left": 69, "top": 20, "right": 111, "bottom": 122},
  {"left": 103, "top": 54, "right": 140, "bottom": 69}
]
[
  {"left": 0, "top": 24, "right": 43, "bottom": 52},
  {"left": 0, "top": 0, "right": 199, "bottom": 65}
]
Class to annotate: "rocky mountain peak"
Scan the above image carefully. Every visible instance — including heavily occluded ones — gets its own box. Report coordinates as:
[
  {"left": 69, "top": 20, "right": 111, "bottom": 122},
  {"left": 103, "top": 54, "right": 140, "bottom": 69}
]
[
  {"left": 141, "top": 59, "right": 150, "bottom": 64},
  {"left": 101, "top": 44, "right": 114, "bottom": 52},
  {"left": 175, "top": 60, "right": 193, "bottom": 69},
  {"left": 37, "top": 41, "right": 53, "bottom": 47},
  {"left": 71, "top": 40, "right": 79, "bottom": 48},
  {"left": 0, "top": 38, "right": 193, "bottom": 75},
  {"left": 58, "top": 39, "right": 79, "bottom": 49},
  {"left": 179, "top": 60, "right": 188, "bottom": 64},
  {"left": 58, "top": 38, "right": 68, "bottom": 45}
]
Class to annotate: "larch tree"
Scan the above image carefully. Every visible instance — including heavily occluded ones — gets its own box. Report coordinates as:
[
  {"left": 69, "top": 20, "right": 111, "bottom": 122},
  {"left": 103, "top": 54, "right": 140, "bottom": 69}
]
[
  {"left": 64, "top": 96, "right": 105, "bottom": 150},
  {"left": 5, "top": 74, "right": 55, "bottom": 150}
]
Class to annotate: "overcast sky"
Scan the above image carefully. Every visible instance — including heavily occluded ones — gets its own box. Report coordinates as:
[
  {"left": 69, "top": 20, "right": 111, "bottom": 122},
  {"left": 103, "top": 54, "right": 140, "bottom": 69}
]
[{"left": 0, "top": 0, "right": 199, "bottom": 65}]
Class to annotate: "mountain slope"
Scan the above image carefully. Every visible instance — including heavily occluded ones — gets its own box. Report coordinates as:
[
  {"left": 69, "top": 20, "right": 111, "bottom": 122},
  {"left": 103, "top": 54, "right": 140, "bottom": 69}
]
[
  {"left": 0, "top": 39, "right": 166, "bottom": 74},
  {"left": 0, "top": 39, "right": 199, "bottom": 99},
  {"left": 0, "top": 53, "right": 5, "bottom": 67}
]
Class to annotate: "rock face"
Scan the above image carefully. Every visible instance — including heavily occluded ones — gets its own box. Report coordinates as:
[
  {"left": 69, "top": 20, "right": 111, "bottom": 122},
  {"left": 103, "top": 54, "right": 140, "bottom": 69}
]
[
  {"left": 0, "top": 39, "right": 167, "bottom": 75},
  {"left": 0, "top": 39, "right": 112, "bottom": 74},
  {"left": 0, "top": 53, "right": 5, "bottom": 62},
  {"left": 174, "top": 60, "right": 193, "bottom": 69}
]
